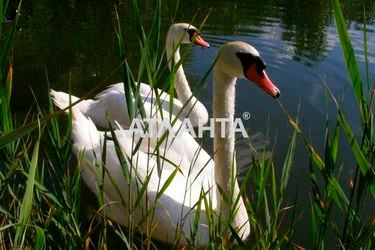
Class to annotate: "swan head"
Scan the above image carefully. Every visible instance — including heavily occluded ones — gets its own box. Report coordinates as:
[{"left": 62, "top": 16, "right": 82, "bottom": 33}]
[
  {"left": 167, "top": 23, "right": 210, "bottom": 48},
  {"left": 215, "top": 41, "right": 280, "bottom": 98}
]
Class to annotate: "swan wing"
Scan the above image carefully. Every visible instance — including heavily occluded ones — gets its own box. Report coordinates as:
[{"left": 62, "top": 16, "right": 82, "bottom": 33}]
[
  {"left": 67, "top": 105, "right": 214, "bottom": 244},
  {"left": 84, "top": 82, "right": 186, "bottom": 129}
]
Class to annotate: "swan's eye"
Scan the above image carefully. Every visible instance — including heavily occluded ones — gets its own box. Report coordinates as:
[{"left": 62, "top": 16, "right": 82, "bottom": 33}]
[
  {"left": 236, "top": 52, "right": 267, "bottom": 78},
  {"left": 256, "top": 58, "right": 266, "bottom": 77},
  {"left": 187, "top": 29, "right": 199, "bottom": 41},
  {"left": 236, "top": 53, "right": 256, "bottom": 73}
]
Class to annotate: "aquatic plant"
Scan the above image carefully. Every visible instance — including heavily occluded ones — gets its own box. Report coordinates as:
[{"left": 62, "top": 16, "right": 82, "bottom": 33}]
[{"left": 0, "top": 0, "right": 373, "bottom": 248}]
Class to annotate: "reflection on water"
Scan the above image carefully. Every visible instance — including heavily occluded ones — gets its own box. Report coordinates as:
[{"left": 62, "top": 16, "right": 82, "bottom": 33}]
[
  {"left": 278, "top": 0, "right": 331, "bottom": 63},
  {"left": 7, "top": 0, "right": 375, "bottom": 247},
  {"left": 9, "top": 0, "right": 375, "bottom": 105}
]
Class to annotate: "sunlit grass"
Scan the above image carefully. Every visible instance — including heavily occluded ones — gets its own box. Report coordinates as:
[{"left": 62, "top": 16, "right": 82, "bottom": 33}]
[{"left": 0, "top": 0, "right": 374, "bottom": 249}]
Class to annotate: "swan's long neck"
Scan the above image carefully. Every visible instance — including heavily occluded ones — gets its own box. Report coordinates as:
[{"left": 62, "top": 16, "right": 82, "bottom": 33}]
[
  {"left": 213, "top": 68, "right": 250, "bottom": 238},
  {"left": 165, "top": 34, "right": 198, "bottom": 111}
]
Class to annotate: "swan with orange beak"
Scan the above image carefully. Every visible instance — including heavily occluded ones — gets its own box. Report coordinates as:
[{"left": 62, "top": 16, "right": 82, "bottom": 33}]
[{"left": 234, "top": 44, "right": 280, "bottom": 98}]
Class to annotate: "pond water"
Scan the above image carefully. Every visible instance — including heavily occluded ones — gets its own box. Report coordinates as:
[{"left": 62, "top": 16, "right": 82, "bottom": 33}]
[{"left": 8, "top": 0, "right": 375, "bottom": 247}]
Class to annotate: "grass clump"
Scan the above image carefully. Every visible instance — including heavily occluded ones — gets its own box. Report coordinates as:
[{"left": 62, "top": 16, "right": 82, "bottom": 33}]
[{"left": 0, "top": 0, "right": 374, "bottom": 249}]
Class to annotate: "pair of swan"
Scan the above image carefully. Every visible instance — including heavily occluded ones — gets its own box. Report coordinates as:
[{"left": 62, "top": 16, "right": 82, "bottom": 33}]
[
  {"left": 52, "top": 23, "right": 210, "bottom": 129},
  {"left": 51, "top": 24, "right": 280, "bottom": 245}
]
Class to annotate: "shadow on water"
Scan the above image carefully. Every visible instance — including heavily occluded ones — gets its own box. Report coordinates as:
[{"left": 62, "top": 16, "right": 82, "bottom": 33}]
[{"left": 7, "top": 0, "right": 375, "bottom": 247}]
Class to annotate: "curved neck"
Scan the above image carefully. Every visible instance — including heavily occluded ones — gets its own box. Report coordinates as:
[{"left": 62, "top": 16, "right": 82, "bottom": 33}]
[
  {"left": 165, "top": 34, "right": 194, "bottom": 105},
  {"left": 213, "top": 68, "right": 236, "bottom": 196},
  {"left": 213, "top": 68, "right": 250, "bottom": 237}
]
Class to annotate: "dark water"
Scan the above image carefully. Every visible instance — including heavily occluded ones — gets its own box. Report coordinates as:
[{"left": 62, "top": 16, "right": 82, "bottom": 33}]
[{"left": 8, "top": 0, "right": 375, "bottom": 247}]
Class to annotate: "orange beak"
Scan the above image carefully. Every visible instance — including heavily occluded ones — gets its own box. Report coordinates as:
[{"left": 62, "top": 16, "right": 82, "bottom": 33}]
[
  {"left": 193, "top": 35, "right": 210, "bottom": 48},
  {"left": 245, "top": 64, "right": 280, "bottom": 98}
]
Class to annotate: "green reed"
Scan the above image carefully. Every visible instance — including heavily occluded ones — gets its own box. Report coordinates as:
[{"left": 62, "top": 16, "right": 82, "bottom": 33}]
[
  {"left": 0, "top": 0, "right": 374, "bottom": 249},
  {"left": 277, "top": 1, "right": 375, "bottom": 248}
]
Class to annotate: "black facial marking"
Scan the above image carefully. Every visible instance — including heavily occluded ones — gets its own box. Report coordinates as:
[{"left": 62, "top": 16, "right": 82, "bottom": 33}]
[
  {"left": 236, "top": 52, "right": 266, "bottom": 77},
  {"left": 187, "top": 28, "right": 199, "bottom": 42}
]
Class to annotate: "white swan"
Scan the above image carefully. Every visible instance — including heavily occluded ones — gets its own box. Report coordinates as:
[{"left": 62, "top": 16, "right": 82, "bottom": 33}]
[
  {"left": 51, "top": 41, "right": 280, "bottom": 245},
  {"left": 52, "top": 23, "right": 209, "bottom": 129}
]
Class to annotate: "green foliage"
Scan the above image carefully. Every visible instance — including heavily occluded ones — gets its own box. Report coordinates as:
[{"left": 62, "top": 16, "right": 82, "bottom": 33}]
[
  {"left": 332, "top": 0, "right": 368, "bottom": 121},
  {"left": 0, "top": 0, "right": 374, "bottom": 249},
  {"left": 14, "top": 138, "right": 40, "bottom": 248},
  {"left": 277, "top": 1, "right": 375, "bottom": 248}
]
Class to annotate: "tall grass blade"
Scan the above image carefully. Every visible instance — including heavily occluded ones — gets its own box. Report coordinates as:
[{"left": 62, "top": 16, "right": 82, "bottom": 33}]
[
  {"left": 363, "top": 4, "right": 370, "bottom": 93},
  {"left": 133, "top": 171, "right": 152, "bottom": 209},
  {"left": 328, "top": 91, "right": 375, "bottom": 197},
  {"left": 115, "top": 7, "right": 134, "bottom": 120},
  {"left": 280, "top": 129, "right": 297, "bottom": 197},
  {"left": 0, "top": 65, "right": 14, "bottom": 143},
  {"left": 191, "top": 190, "right": 203, "bottom": 243},
  {"left": 339, "top": 108, "right": 375, "bottom": 197},
  {"left": 0, "top": 108, "right": 66, "bottom": 149},
  {"left": 5, "top": 63, "right": 12, "bottom": 104},
  {"left": 350, "top": 223, "right": 375, "bottom": 248},
  {"left": 331, "top": 0, "right": 368, "bottom": 120},
  {"left": 148, "top": 0, "right": 161, "bottom": 60},
  {"left": 130, "top": 0, "right": 146, "bottom": 45},
  {"left": 155, "top": 166, "right": 179, "bottom": 201},
  {"left": 33, "top": 226, "right": 45, "bottom": 249},
  {"left": 14, "top": 138, "right": 40, "bottom": 248},
  {"left": 108, "top": 125, "right": 131, "bottom": 185},
  {"left": 278, "top": 100, "right": 325, "bottom": 170},
  {"left": 331, "top": 120, "right": 340, "bottom": 163},
  {"left": 0, "top": 1, "right": 21, "bottom": 76},
  {"left": 228, "top": 224, "right": 244, "bottom": 246}
]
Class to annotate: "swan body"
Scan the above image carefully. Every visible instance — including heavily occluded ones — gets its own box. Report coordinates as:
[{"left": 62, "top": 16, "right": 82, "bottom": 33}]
[
  {"left": 52, "top": 41, "right": 280, "bottom": 245},
  {"left": 52, "top": 23, "right": 209, "bottom": 129}
]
